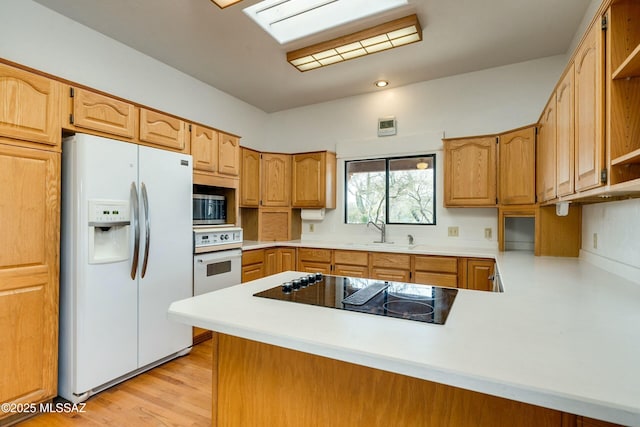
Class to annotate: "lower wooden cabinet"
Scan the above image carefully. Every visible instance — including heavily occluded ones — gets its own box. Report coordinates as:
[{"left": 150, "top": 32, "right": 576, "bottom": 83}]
[
  {"left": 465, "top": 259, "right": 495, "bottom": 291},
  {"left": 297, "top": 248, "right": 332, "bottom": 274},
  {"left": 413, "top": 255, "right": 458, "bottom": 288},
  {"left": 264, "top": 248, "right": 296, "bottom": 276},
  {"left": 369, "top": 252, "right": 411, "bottom": 282},
  {"left": 241, "top": 249, "right": 264, "bottom": 283},
  {"left": 333, "top": 250, "right": 369, "bottom": 277},
  {"left": 0, "top": 142, "right": 60, "bottom": 420}
]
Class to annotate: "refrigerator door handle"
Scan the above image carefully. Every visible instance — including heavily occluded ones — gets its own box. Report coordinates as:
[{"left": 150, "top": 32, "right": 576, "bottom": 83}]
[
  {"left": 130, "top": 182, "right": 140, "bottom": 280},
  {"left": 141, "top": 182, "right": 150, "bottom": 278}
]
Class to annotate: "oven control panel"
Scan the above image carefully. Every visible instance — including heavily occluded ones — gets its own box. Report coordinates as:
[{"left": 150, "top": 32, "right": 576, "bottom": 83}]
[{"left": 193, "top": 227, "right": 243, "bottom": 253}]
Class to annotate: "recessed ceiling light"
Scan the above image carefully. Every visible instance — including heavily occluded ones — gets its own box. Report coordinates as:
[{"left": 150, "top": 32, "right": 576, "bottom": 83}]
[
  {"left": 210, "top": 0, "right": 243, "bottom": 9},
  {"left": 287, "top": 14, "right": 422, "bottom": 72},
  {"left": 244, "top": 0, "right": 409, "bottom": 44},
  {"left": 374, "top": 80, "right": 389, "bottom": 88}
]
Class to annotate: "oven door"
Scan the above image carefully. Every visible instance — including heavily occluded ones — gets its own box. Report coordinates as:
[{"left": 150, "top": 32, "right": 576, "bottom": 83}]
[{"left": 193, "top": 249, "right": 242, "bottom": 296}]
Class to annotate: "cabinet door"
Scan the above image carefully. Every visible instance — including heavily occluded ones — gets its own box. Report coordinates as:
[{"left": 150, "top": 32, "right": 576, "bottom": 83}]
[
  {"left": 259, "top": 208, "right": 291, "bottom": 241},
  {"left": 0, "top": 143, "right": 59, "bottom": 411},
  {"left": 261, "top": 153, "right": 291, "bottom": 206},
  {"left": 556, "top": 66, "right": 575, "bottom": 197},
  {"left": 72, "top": 88, "right": 135, "bottom": 139},
  {"left": 191, "top": 125, "right": 217, "bottom": 173},
  {"left": 498, "top": 126, "right": 536, "bottom": 205},
  {"left": 218, "top": 133, "right": 240, "bottom": 176},
  {"left": 279, "top": 248, "right": 296, "bottom": 272},
  {"left": 370, "top": 268, "right": 410, "bottom": 282},
  {"left": 264, "top": 249, "right": 278, "bottom": 277},
  {"left": 0, "top": 63, "right": 61, "bottom": 147},
  {"left": 466, "top": 259, "right": 495, "bottom": 291},
  {"left": 444, "top": 137, "right": 497, "bottom": 206},
  {"left": 574, "top": 21, "right": 605, "bottom": 191},
  {"left": 292, "top": 152, "right": 325, "bottom": 208},
  {"left": 537, "top": 96, "right": 557, "bottom": 202},
  {"left": 241, "top": 148, "right": 261, "bottom": 207},
  {"left": 139, "top": 108, "right": 186, "bottom": 151}
]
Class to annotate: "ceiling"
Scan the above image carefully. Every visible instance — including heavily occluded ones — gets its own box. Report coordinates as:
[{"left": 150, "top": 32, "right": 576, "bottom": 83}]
[{"left": 33, "top": 0, "right": 592, "bottom": 113}]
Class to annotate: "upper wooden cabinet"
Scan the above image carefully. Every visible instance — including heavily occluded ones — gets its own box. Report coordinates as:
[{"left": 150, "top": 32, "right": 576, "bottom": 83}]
[
  {"left": 537, "top": 95, "right": 557, "bottom": 202},
  {"left": 262, "top": 153, "right": 291, "bottom": 207},
  {"left": 191, "top": 125, "right": 218, "bottom": 173},
  {"left": 291, "top": 151, "right": 336, "bottom": 209},
  {"left": 0, "top": 63, "right": 61, "bottom": 148},
  {"left": 498, "top": 126, "right": 536, "bottom": 205},
  {"left": 607, "top": 1, "right": 640, "bottom": 187},
  {"left": 218, "top": 133, "right": 241, "bottom": 176},
  {"left": 240, "top": 147, "right": 261, "bottom": 207},
  {"left": 0, "top": 142, "right": 60, "bottom": 419},
  {"left": 139, "top": 108, "right": 187, "bottom": 152},
  {"left": 443, "top": 136, "right": 497, "bottom": 207},
  {"left": 70, "top": 88, "right": 135, "bottom": 139},
  {"left": 574, "top": 20, "right": 605, "bottom": 192},
  {"left": 556, "top": 65, "right": 576, "bottom": 197}
]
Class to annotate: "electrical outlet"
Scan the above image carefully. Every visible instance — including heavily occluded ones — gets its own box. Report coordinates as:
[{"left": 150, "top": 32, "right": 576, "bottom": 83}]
[
  {"left": 593, "top": 232, "right": 597, "bottom": 249},
  {"left": 309, "top": 223, "right": 315, "bottom": 232},
  {"left": 484, "top": 228, "right": 492, "bottom": 239},
  {"left": 448, "top": 226, "right": 459, "bottom": 237}
]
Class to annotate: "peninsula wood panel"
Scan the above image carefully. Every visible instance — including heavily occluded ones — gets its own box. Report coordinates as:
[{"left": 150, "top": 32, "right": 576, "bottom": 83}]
[
  {"left": 71, "top": 88, "right": 135, "bottom": 139},
  {"left": 139, "top": 108, "right": 187, "bottom": 152},
  {"left": 444, "top": 137, "right": 497, "bottom": 206},
  {"left": 218, "top": 133, "right": 240, "bottom": 176},
  {"left": 498, "top": 126, "right": 536, "bottom": 205},
  {"left": 261, "top": 153, "right": 291, "bottom": 207},
  {"left": 574, "top": 20, "right": 605, "bottom": 192},
  {"left": 538, "top": 95, "right": 557, "bottom": 202},
  {"left": 215, "top": 334, "right": 568, "bottom": 427},
  {"left": 0, "top": 63, "right": 61, "bottom": 148},
  {"left": 191, "top": 125, "right": 218, "bottom": 173},
  {"left": 240, "top": 148, "right": 260, "bottom": 207},
  {"left": 556, "top": 65, "right": 576, "bottom": 197},
  {"left": 0, "top": 143, "right": 59, "bottom": 418}
]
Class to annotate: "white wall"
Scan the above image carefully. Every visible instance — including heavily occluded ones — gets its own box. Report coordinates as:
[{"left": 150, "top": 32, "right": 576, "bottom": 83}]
[
  {"left": 264, "top": 57, "right": 567, "bottom": 248},
  {"left": 0, "top": 0, "right": 269, "bottom": 149},
  {"left": 581, "top": 200, "right": 640, "bottom": 283}
]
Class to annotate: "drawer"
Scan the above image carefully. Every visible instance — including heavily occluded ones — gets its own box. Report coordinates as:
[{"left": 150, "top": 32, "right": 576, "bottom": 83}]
[
  {"left": 414, "top": 272, "right": 457, "bottom": 288},
  {"left": 414, "top": 256, "right": 458, "bottom": 273},
  {"left": 242, "top": 249, "right": 264, "bottom": 266},
  {"left": 333, "top": 250, "right": 368, "bottom": 266},
  {"left": 298, "top": 248, "right": 332, "bottom": 263},
  {"left": 370, "top": 252, "right": 411, "bottom": 269},
  {"left": 370, "top": 267, "right": 410, "bottom": 282},
  {"left": 334, "top": 264, "right": 369, "bottom": 278}
]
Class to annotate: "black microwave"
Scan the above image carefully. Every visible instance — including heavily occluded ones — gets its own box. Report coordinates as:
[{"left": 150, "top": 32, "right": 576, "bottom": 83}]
[{"left": 193, "top": 194, "right": 226, "bottom": 225}]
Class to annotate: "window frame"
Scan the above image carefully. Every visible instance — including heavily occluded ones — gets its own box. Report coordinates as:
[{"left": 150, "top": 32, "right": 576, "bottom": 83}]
[{"left": 343, "top": 153, "right": 437, "bottom": 226}]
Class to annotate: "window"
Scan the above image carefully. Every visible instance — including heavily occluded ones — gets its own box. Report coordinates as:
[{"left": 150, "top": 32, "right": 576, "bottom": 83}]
[{"left": 345, "top": 154, "right": 436, "bottom": 225}]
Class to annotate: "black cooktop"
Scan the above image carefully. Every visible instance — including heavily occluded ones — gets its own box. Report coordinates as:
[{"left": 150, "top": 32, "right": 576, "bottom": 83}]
[{"left": 253, "top": 274, "right": 458, "bottom": 325}]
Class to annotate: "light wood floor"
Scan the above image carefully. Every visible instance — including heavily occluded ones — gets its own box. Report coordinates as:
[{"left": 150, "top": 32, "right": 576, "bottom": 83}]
[{"left": 20, "top": 340, "right": 212, "bottom": 426}]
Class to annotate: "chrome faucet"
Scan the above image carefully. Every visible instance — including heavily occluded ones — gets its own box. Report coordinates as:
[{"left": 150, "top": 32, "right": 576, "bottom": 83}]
[{"left": 367, "top": 220, "right": 386, "bottom": 243}]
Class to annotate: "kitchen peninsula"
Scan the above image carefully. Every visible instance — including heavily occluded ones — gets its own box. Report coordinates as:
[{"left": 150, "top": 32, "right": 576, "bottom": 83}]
[{"left": 169, "top": 248, "right": 640, "bottom": 427}]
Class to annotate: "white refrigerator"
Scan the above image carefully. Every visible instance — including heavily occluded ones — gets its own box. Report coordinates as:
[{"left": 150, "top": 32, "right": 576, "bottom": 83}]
[{"left": 59, "top": 133, "right": 192, "bottom": 403}]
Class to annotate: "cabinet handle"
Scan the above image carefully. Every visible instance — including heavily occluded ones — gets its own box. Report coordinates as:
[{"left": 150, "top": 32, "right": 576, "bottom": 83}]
[{"left": 488, "top": 275, "right": 495, "bottom": 281}]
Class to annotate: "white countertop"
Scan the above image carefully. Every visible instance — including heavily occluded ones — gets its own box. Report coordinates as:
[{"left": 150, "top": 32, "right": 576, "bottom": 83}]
[{"left": 169, "top": 247, "right": 640, "bottom": 426}]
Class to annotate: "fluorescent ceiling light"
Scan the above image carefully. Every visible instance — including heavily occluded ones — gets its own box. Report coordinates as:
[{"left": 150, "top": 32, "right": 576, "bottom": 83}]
[
  {"left": 287, "top": 14, "right": 422, "bottom": 72},
  {"left": 243, "top": 0, "right": 408, "bottom": 44},
  {"left": 210, "top": 0, "right": 243, "bottom": 9}
]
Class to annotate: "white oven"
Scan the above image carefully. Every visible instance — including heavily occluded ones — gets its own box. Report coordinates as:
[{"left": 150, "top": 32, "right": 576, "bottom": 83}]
[{"left": 193, "top": 226, "right": 242, "bottom": 296}]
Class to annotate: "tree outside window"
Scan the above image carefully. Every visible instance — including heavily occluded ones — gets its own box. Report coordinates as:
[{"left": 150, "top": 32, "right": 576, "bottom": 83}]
[{"left": 345, "top": 155, "right": 435, "bottom": 225}]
